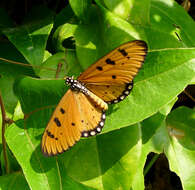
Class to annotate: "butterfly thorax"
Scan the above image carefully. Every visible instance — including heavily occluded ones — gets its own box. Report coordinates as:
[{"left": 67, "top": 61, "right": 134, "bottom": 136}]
[
  {"left": 66, "top": 77, "right": 88, "bottom": 94},
  {"left": 66, "top": 77, "right": 108, "bottom": 110}
]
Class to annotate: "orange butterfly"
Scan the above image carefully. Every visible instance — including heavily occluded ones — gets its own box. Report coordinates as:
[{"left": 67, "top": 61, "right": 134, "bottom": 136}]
[{"left": 41, "top": 40, "right": 148, "bottom": 156}]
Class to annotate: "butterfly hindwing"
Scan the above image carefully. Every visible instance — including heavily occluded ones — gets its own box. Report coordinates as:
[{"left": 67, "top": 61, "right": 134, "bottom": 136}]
[
  {"left": 76, "top": 92, "right": 106, "bottom": 137},
  {"left": 78, "top": 40, "right": 147, "bottom": 103},
  {"left": 41, "top": 89, "right": 105, "bottom": 156},
  {"left": 84, "top": 83, "right": 133, "bottom": 104}
]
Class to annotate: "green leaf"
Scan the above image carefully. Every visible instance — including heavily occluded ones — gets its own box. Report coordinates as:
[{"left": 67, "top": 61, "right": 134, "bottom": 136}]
[
  {"left": 6, "top": 117, "right": 142, "bottom": 189},
  {"left": 166, "top": 107, "right": 195, "bottom": 150},
  {"left": 127, "top": 0, "right": 150, "bottom": 25},
  {"left": 147, "top": 0, "right": 195, "bottom": 48},
  {"left": 13, "top": 77, "right": 65, "bottom": 113},
  {"left": 0, "top": 147, "right": 21, "bottom": 174},
  {"left": 141, "top": 107, "right": 195, "bottom": 190},
  {"left": 40, "top": 50, "right": 82, "bottom": 79},
  {"left": 52, "top": 23, "right": 77, "bottom": 52},
  {"left": 0, "top": 42, "right": 36, "bottom": 77},
  {"left": 159, "top": 97, "right": 178, "bottom": 116},
  {"left": 96, "top": 0, "right": 150, "bottom": 23},
  {"left": 5, "top": 119, "right": 92, "bottom": 190},
  {"left": 54, "top": 5, "right": 76, "bottom": 29},
  {"left": 61, "top": 124, "right": 142, "bottom": 189},
  {"left": 165, "top": 107, "right": 195, "bottom": 190},
  {"left": 0, "top": 75, "right": 18, "bottom": 113},
  {"left": 2, "top": 7, "right": 53, "bottom": 70},
  {"left": 13, "top": 102, "right": 24, "bottom": 121},
  {"left": 0, "top": 172, "right": 30, "bottom": 190},
  {"left": 0, "top": 42, "right": 36, "bottom": 113},
  {"left": 132, "top": 101, "right": 176, "bottom": 190},
  {"left": 69, "top": 0, "right": 92, "bottom": 23}
]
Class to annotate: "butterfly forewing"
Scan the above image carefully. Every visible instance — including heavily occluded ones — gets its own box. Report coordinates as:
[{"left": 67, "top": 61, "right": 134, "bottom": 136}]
[
  {"left": 78, "top": 40, "right": 147, "bottom": 103},
  {"left": 41, "top": 89, "right": 105, "bottom": 156},
  {"left": 78, "top": 40, "right": 147, "bottom": 84}
]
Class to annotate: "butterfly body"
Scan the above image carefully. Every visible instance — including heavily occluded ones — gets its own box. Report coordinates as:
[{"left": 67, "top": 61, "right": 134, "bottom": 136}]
[{"left": 42, "top": 40, "right": 148, "bottom": 156}]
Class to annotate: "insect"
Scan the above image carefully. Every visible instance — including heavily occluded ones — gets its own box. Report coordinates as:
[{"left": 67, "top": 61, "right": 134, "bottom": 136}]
[{"left": 41, "top": 40, "right": 148, "bottom": 156}]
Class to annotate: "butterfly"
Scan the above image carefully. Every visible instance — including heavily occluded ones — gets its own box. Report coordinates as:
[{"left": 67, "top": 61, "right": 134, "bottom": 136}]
[{"left": 41, "top": 40, "right": 148, "bottom": 156}]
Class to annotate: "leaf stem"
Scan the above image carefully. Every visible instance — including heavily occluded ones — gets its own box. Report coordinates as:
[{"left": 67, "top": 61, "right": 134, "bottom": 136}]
[
  {"left": 144, "top": 153, "right": 159, "bottom": 176},
  {"left": 55, "top": 62, "right": 63, "bottom": 79},
  {"left": 184, "top": 89, "right": 195, "bottom": 102},
  {"left": 0, "top": 57, "right": 56, "bottom": 71},
  {"left": 0, "top": 91, "right": 9, "bottom": 174}
]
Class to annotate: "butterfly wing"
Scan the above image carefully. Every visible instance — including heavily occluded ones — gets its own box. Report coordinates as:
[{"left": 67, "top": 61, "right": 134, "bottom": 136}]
[
  {"left": 78, "top": 40, "right": 147, "bottom": 103},
  {"left": 83, "top": 83, "right": 133, "bottom": 104},
  {"left": 41, "top": 89, "right": 105, "bottom": 156}
]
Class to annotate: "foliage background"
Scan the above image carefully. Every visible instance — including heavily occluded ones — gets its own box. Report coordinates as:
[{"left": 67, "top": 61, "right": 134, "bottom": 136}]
[{"left": 0, "top": 0, "right": 195, "bottom": 190}]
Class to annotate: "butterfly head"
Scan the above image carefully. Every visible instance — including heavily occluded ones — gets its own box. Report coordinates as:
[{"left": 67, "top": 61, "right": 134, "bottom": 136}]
[
  {"left": 65, "top": 76, "right": 76, "bottom": 85},
  {"left": 65, "top": 76, "right": 88, "bottom": 94}
]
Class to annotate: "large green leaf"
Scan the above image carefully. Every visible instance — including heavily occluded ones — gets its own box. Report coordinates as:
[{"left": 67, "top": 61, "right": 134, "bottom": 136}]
[
  {"left": 165, "top": 107, "right": 195, "bottom": 190},
  {"left": 69, "top": 0, "right": 92, "bottom": 23},
  {"left": 2, "top": 7, "right": 53, "bottom": 69},
  {"left": 0, "top": 172, "right": 30, "bottom": 190},
  {"left": 131, "top": 99, "right": 177, "bottom": 190},
  {"left": 96, "top": 0, "right": 150, "bottom": 23},
  {"left": 6, "top": 117, "right": 142, "bottom": 189},
  {"left": 140, "top": 107, "right": 195, "bottom": 190},
  {"left": 0, "top": 42, "right": 36, "bottom": 113},
  {"left": 147, "top": 0, "right": 195, "bottom": 48}
]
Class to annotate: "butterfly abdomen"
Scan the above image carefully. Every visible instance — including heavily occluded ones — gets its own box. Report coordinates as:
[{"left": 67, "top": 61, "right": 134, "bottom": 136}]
[{"left": 87, "top": 91, "right": 108, "bottom": 110}]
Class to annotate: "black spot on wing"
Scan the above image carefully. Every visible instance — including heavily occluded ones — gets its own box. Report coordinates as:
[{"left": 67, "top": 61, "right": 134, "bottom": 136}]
[
  {"left": 46, "top": 130, "right": 54, "bottom": 138},
  {"left": 96, "top": 66, "right": 103, "bottom": 71},
  {"left": 112, "top": 75, "right": 116, "bottom": 79},
  {"left": 71, "top": 122, "right": 75, "bottom": 126},
  {"left": 60, "top": 108, "right": 65, "bottom": 114},
  {"left": 118, "top": 48, "right": 128, "bottom": 56},
  {"left": 106, "top": 58, "right": 115, "bottom": 65},
  {"left": 54, "top": 117, "right": 61, "bottom": 127}
]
